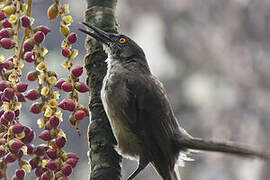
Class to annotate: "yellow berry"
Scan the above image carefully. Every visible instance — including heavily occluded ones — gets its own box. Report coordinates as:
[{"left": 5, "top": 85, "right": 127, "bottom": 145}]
[
  {"left": 44, "top": 106, "right": 53, "bottom": 117},
  {"left": 41, "top": 86, "right": 50, "bottom": 96},
  {"left": 47, "top": 4, "right": 59, "bottom": 19},
  {"left": 9, "top": 14, "right": 18, "bottom": 24},
  {"left": 41, "top": 105, "right": 48, "bottom": 113},
  {"left": 3, "top": 5, "right": 16, "bottom": 16},
  {"left": 71, "top": 49, "right": 78, "bottom": 59},
  {"left": 63, "top": 4, "right": 70, "bottom": 14},
  {"left": 62, "top": 15, "right": 73, "bottom": 25},
  {"left": 0, "top": 55, "right": 5, "bottom": 62},
  {"left": 48, "top": 76, "right": 57, "bottom": 85},
  {"left": 60, "top": 24, "right": 69, "bottom": 36},
  {"left": 38, "top": 74, "right": 46, "bottom": 84},
  {"left": 37, "top": 118, "right": 45, "bottom": 128},
  {"left": 22, "top": 163, "right": 31, "bottom": 173},
  {"left": 36, "top": 61, "right": 46, "bottom": 72},
  {"left": 48, "top": 99, "right": 58, "bottom": 108},
  {"left": 53, "top": 91, "right": 60, "bottom": 99}
]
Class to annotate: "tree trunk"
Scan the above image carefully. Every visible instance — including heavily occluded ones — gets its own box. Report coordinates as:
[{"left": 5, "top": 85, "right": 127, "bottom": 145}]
[{"left": 84, "top": 0, "right": 122, "bottom": 180}]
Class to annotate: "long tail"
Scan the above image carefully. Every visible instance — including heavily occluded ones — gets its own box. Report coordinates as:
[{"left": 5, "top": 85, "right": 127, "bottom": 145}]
[{"left": 176, "top": 136, "right": 270, "bottom": 160}]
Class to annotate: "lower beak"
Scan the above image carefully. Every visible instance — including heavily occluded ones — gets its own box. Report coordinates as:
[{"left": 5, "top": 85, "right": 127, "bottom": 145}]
[{"left": 79, "top": 22, "right": 113, "bottom": 45}]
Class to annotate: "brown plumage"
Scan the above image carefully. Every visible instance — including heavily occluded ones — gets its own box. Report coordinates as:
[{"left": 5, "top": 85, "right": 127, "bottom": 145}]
[{"left": 80, "top": 23, "right": 269, "bottom": 180}]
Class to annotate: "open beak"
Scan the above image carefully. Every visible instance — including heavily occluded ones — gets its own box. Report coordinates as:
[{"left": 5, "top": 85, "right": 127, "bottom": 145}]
[{"left": 79, "top": 22, "right": 113, "bottom": 45}]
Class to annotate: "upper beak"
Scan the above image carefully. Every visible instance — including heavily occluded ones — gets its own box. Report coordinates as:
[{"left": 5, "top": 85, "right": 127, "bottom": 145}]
[{"left": 79, "top": 22, "right": 113, "bottom": 45}]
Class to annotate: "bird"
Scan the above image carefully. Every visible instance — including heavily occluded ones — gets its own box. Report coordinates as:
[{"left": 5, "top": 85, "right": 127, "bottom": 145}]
[{"left": 79, "top": 22, "right": 269, "bottom": 180}]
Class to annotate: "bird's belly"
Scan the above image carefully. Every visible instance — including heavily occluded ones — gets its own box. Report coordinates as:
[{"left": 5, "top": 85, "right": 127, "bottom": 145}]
[
  {"left": 101, "top": 84, "right": 142, "bottom": 159},
  {"left": 110, "top": 118, "right": 141, "bottom": 159}
]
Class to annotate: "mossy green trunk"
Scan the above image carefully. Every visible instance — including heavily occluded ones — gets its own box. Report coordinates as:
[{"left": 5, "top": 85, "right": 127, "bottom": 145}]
[{"left": 84, "top": 0, "right": 122, "bottom": 179}]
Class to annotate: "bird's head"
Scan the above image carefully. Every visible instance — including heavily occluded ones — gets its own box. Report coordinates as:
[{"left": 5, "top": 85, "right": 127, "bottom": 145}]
[{"left": 79, "top": 22, "right": 146, "bottom": 61}]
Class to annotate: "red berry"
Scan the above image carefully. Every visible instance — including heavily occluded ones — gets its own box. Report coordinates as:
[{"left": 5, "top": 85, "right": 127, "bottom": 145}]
[
  {"left": 0, "top": 81, "right": 8, "bottom": 91},
  {"left": 23, "top": 38, "right": 35, "bottom": 52},
  {"left": 15, "top": 168, "right": 25, "bottom": 179},
  {"left": 2, "top": 59, "right": 13, "bottom": 69},
  {"left": 67, "top": 153, "right": 79, "bottom": 159},
  {"left": 16, "top": 82, "right": 28, "bottom": 92},
  {"left": 16, "top": 93, "right": 26, "bottom": 102},
  {"left": 35, "top": 25, "right": 51, "bottom": 35},
  {"left": 11, "top": 123, "right": 24, "bottom": 134},
  {"left": 61, "top": 82, "right": 73, "bottom": 92},
  {"left": 74, "top": 110, "right": 86, "bottom": 120},
  {"left": 58, "top": 99, "right": 76, "bottom": 111},
  {"left": 46, "top": 148, "right": 57, "bottom": 159},
  {"left": 0, "top": 38, "right": 15, "bottom": 49},
  {"left": 49, "top": 116, "right": 60, "bottom": 127},
  {"left": 3, "top": 110, "right": 15, "bottom": 121},
  {"left": 4, "top": 153, "right": 16, "bottom": 163},
  {"left": 22, "top": 129, "right": 34, "bottom": 144},
  {"left": 61, "top": 164, "right": 72, "bottom": 176},
  {"left": 27, "top": 71, "right": 39, "bottom": 81},
  {"left": 35, "top": 167, "right": 47, "bottom": 177},
  {"left": 71, "top": 65, "right": 83, "bottom": 77},
  {"left": 0, "top": 11, "right": 6, "bottom": 21},
  {"left": 67, "top": 32, "right": 77, "bottom": 44},
  {"left": 62, "top": 48, "right": 70, "bottom": 57},
  {"left": 30, "top": 102, "right": 42, "bottom": 114},
  {"left": 15, "top": 149, "right": 24, "bottom": 158},
  {"left": 25, "top": 89, "right": 40, "bottom": 100},
  {"left": 2, "top": 20, "right": 12, "bottom": 28},
  {"left": 34, "top": 146, "right": 46, "bottom": 156},
  {"left": 82, "top": 106, "right": 89, "bottom": 116},
  {"left": 4, "top": 87, "right": 14, "bottom": 99},
  {"left": 75, "top": 82, "right": 89, "bottom": 93},
  {"left": 55, "top": 78, "right": 65, "bottom": 89},
  {"left": 55, "top": 136, "right": 66, "bottom": 148},
  {"left": 26, "top": 144, "right": 34, "bottom": 154},
  {"left": 45, "top": 160, "right": 57, "bottom": 170},
  {"left": 23, "top": 126, "right": 31, "bottom": 135},
  {"left": 10, "top": 140, "right": 24, "bottom": 151},
  {"left": 39, "top": 130, "right": 52, "bottom": 141},
  {"left": 29, "top": 158, "right": 38, "bottom": 169},
  {"left": 65, "top": 157, "right": 78, "bottom": 168},
  {"left": 21, "top": 15, "right": 31, "bottom": 27},
  {"left": 0, "top": 29, "right": 11, "bottom": 38},
  {"left": 24, "top": 51, "right": 35, "bottom": 63},
  {"left": 33, "top": 31, "right": 45, "bottom": 44}
]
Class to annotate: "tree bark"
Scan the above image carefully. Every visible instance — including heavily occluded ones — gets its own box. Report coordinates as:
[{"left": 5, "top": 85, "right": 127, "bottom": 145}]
[{"left": 84, "top": 0, "right": 122, "bottom": 180}]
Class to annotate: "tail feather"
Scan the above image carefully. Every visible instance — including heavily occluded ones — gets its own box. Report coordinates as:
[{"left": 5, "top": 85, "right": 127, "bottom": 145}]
[
  {"left": 152, "top": 163, "right": 179, "bottom": 180},
  {"left": 174, "top": 165, "right": 181, "bottom": 180},
  {"left": 177, "top": 136, "right": 270, "bottom": 160},
  {"left": 165, "top": 170, "right": 179, "bottom": 180}
]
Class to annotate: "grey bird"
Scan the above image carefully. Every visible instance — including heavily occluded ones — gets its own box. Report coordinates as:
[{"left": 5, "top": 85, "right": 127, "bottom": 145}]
[{"left": 79, "top": 22, "right": 269, "bottom": 180}]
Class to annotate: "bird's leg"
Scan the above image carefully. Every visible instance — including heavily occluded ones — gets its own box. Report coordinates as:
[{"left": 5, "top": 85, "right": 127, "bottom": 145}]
[{"left": 126, "top": 158, "right": 148, "bottom": 180}]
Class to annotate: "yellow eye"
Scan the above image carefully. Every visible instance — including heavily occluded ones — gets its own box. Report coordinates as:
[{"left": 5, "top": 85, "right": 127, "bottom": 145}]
[{"left": 119, "top": 38, "right": 126, "bottom": 44}]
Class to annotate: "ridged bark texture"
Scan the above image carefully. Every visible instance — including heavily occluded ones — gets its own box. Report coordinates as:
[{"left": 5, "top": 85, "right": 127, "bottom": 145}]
[{"left": 84, "top": 0, "right": 122, "bottom": 180}]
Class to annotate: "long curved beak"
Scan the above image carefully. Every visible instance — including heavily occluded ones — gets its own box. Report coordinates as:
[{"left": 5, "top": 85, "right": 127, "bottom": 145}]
[{"left": 79, "top": 22, "right": 113, "bottom": 45}]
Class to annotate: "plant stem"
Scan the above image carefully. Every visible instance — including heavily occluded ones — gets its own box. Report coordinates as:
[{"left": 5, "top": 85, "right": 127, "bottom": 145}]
[
  {"left": 18, "top": 0, "right": 32, "bottom": 60},
  {"left": 84, "top": 0, "right": 122, "bottom": 179}
]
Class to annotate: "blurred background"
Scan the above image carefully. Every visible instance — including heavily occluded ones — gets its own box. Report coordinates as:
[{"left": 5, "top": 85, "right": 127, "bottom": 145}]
[{"left": 2, "top": 0, "right": 270, "bottom": 179}]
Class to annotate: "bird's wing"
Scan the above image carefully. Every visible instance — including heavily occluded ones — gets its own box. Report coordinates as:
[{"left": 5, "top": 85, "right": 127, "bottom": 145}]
[
  {"left": 125, "top": 74, "right": 178, "bottom": 130},
  {"left": 125, "top": 73, "right": 180, "bottom": 177}
]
